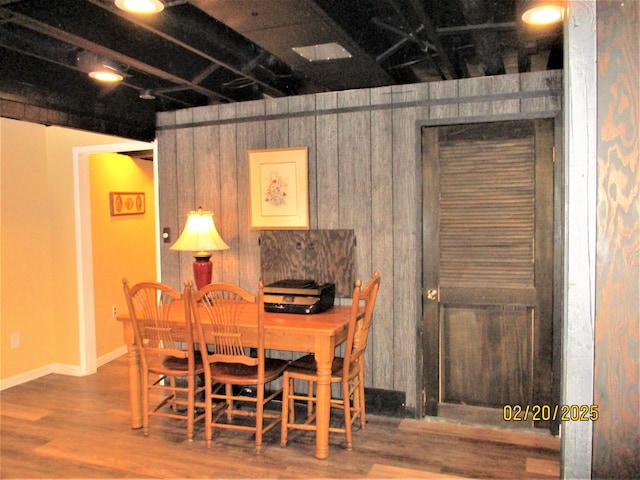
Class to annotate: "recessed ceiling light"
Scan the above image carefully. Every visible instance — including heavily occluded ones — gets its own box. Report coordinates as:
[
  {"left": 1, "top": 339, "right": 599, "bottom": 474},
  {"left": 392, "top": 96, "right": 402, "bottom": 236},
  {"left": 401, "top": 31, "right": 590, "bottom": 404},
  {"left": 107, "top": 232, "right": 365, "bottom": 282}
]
[
  {"left": 115, "top": 0, "right": 164, "bottom": 14},
  {"left": 78, "top": 51, "right": 125, "bottom": 83},
  {"left": 139, "top": 89, "right": 156, "bottom": 99},
  {"left": 521, "top": 1, "right": 564, "bottom": 25},
  {"left": 89, "top": 68, "right": 124, "bottom": 83},
  {"left": 292, "top": 42, "right": 352, "bottom": 62}
]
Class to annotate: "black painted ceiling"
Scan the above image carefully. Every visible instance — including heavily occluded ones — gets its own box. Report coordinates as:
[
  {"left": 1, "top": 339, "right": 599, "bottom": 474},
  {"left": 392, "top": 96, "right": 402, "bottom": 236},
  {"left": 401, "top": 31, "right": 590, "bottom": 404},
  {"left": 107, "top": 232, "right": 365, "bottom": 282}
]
[{"left": 0, "top": 0, "right": 562, "bottom": 141}]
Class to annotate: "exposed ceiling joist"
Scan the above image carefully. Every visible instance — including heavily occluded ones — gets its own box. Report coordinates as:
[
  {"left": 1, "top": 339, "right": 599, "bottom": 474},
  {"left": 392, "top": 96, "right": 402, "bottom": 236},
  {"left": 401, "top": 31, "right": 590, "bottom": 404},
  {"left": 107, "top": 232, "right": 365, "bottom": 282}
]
[{"left": 0, "top": 0, "right": 562, "bottom": 141}]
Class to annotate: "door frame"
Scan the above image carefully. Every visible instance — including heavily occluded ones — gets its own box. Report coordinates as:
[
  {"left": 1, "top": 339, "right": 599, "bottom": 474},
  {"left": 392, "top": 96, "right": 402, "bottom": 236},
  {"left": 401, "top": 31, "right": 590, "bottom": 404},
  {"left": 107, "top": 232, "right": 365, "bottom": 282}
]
[
  {"left": 418, "top": 113, "right": 564, "bottom": 434},
  {"left": 72, "top": 140, "right": 158, "bottom": 376}
]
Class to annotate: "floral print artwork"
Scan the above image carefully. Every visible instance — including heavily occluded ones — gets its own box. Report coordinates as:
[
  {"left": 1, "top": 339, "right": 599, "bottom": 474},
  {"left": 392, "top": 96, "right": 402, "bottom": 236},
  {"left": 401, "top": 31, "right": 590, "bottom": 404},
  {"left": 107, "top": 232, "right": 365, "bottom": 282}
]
[
  {"left": 249, "top": 147, "right": 308, "bottom": 229},
  {"left": 265, "top": 172, "right": 288, "bottom": 207}
]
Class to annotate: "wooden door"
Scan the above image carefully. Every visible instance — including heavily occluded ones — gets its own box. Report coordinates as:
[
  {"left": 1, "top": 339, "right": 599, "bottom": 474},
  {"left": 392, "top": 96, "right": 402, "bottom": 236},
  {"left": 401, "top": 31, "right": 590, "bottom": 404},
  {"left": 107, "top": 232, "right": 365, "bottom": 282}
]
[{"left": 422, "top": 119, "right": 556, "bottom": 430}]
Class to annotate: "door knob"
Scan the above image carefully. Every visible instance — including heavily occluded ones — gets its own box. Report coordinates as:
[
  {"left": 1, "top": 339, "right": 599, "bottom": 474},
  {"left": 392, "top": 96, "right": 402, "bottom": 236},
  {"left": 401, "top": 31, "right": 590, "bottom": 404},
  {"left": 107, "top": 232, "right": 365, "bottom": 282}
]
[{"left": 426, "top": 289, "right": 438, "bottom": 301}]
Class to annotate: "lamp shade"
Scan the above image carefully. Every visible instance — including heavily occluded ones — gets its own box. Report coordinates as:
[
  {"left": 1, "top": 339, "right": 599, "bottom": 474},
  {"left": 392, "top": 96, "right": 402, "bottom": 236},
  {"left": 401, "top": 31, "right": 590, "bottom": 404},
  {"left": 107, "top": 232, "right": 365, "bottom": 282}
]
[
  {"left": 170, "top": 208, "right": 230, "bottom": 255},
  {"left": 170, "top": 208, "right": 229, "bottom": 290}
]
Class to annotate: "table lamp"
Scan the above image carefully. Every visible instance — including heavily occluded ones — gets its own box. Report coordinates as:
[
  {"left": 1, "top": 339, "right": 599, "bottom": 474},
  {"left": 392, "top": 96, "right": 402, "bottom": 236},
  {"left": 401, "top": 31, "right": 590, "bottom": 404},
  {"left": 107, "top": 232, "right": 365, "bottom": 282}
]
[{"left": 170, "top": 207, "right": 229, "bottom": 289}]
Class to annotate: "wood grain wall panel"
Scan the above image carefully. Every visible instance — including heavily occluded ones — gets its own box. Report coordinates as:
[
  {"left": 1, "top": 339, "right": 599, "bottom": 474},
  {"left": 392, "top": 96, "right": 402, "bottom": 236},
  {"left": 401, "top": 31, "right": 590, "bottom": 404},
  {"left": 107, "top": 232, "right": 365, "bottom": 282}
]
[
  {"left": 288, "top": 96, "right": 317, "bottom": 230},
  {"left": 156, "top": 111, "right": 179, "bottom": 289},
  {"left": 315, "top": 92, "right": 340, "bottom": 229},
  {"left": 429, "top": 81, "right": 459, "bottom": 120},
  {"left": 593, "top": 1, "right": 639, "bottom": 477},
  {"left": 337, "top": 90, "right": 372, "bottom": 295},
  {"left": 459, "top": 77, "right": 494, "bottom": 117},
  {"left": 338, "top": 89, "right": 375, "bottom": 382},
  {"left": 265, "top": 97, "right": 289, "bottom": 149},
  {"left": 391, "top": 84, "right": 423, "bottom": 405},
  {"left": 336, "top": 91, "right": 363, "bottom": 229},
  {"left": 370, "top": 86, "right": 395, "bottom": 389},
  {"left": 522, "top": 71, "right": 563, "bottom": 113},
  {"left": 219, "top": 108, "right": 240, "bottom": 286},
  {"left": 491, "top": 75, "right": 521, "bottom": 115},
  {"left": 175, "top": 108, "right": 196, "bottom": 288},
  {"left": 157, "top": 71, "right": 562, "bottom": 412},
  {"left": 235, "top": 101, "right": 265, "bottom": 293},
  {"left": 193, "top": 106, "right": 223, "bottom": 282}
]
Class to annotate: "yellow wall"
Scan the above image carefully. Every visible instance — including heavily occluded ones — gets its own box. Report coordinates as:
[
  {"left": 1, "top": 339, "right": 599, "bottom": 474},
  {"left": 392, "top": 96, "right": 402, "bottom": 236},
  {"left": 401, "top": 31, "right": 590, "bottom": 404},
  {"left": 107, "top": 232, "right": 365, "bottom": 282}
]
[
  {"left": 89, "top": 153, "right": 156, "bottom": 358},
  {"left": 0, "top": 120, "right": 55, "bottom": 376},
  {"left": 0, "top": 118, "right": 141, "bottom": 381}
]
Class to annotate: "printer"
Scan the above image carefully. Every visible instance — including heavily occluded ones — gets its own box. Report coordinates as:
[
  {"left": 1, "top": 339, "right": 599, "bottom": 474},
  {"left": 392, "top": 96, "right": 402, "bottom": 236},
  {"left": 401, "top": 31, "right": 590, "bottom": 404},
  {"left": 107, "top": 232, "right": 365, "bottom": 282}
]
[{"left": 263, "top": 279, "right": 335, "bottom": 314}]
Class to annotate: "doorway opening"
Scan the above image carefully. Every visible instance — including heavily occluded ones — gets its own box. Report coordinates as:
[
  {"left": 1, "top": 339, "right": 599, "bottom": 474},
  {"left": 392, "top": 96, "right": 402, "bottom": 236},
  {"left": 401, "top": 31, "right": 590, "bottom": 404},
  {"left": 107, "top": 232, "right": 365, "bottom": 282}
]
[{"left": 73, "top": 140, "right": 158, "bottom": 376}]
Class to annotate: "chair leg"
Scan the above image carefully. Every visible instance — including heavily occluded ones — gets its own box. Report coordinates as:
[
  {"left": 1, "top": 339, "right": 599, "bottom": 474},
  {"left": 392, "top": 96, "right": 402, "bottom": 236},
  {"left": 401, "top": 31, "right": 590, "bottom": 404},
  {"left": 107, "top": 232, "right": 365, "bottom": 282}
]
[
  {"left": 306, "top": 381, "right": 315, "bottom": 420},
  {"left": 187, "top": 374, "right": 194, "bottom": 441},
  {"left": 205, "top": 375, "right": 213, "bottom": 448},
  {"left": 342, "top": 378, "right": 353, "bottom": 451},
  {"left": 255, "top": 385, "right": 265, "bottom": 453},
  {"left": 359, "top": 368, "right": 367, "bottom": 429},
  {"left": 225, "top": 384, "right": 234, "bottom": 421},
  {"left": 168, "top": 376, "right": 178, "bottom": 412},
  {"left": 142, "top": 371, "right": 150, "bottom": 436},
  {"left": 351, "top": 378, "right": 360, "bottom": 425},
  {"left": 289, "top": 378, "right": 297, "bottom": 425},
  {"left": 280, "top": 374, "right": 290, "bottom": 447}
]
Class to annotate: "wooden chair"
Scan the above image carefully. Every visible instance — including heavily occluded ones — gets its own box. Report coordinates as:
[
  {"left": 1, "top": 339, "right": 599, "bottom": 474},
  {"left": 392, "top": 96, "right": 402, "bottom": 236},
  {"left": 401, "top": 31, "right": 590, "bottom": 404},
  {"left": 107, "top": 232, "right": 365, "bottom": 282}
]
[
  {"left": 122, "top": 279, "right": 205, "bottom": 441},
  {"left": 280, "top": 271, "right": 380, "bottom": 451},
  {"left": 186, "top": 281, "right": 289, "bottom": 452}
]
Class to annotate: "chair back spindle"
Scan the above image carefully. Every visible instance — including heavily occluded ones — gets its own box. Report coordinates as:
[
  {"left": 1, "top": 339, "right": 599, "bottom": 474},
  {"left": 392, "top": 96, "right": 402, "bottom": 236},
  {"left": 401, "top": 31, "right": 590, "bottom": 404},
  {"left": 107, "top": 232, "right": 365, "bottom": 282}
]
[
  {"left": 343, "top": 273, "right": 380, "bottom": 378},
  {"left": 123, "top": 281, "right": 187, "bottom": 361},
  {"left": 193, "top": 284, "right": 258, "bottom": 367}
]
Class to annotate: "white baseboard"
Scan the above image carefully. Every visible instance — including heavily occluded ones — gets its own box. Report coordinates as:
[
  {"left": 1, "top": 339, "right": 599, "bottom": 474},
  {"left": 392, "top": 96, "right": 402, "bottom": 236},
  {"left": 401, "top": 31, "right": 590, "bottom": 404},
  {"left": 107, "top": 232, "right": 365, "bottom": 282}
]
[
  {"left": 0, "top": 364, "right": 56, "bottom": 391},
  {"left": 97, "top": 345, "right": 127, "bottom": 367},
  {"left": 0, "top": 345, "right": 128, "bottom": 391}
]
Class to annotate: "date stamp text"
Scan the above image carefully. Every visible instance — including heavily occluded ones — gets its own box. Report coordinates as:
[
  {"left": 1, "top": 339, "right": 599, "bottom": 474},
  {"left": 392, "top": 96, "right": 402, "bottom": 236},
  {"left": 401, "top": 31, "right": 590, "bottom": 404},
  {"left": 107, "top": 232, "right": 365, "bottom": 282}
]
[{"left": 503, "top": 404, "right": 599, "bottom": 422}]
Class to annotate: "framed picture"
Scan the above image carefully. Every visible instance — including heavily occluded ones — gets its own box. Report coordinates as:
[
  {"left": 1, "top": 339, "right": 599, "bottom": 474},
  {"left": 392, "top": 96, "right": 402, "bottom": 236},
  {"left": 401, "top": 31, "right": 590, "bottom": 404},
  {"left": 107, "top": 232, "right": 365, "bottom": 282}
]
[
  {"left": 248, "top": 146, "right": 309, "bottom": 230},
  {"left": 109, "top": 192, "right": 145, "bottom": 216}
]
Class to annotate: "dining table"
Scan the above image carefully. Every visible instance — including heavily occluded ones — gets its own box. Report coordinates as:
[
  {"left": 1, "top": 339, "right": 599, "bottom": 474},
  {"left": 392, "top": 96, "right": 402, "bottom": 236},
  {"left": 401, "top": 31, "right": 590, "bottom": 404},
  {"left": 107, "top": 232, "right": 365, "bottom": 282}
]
[{"left": 117, "top": 301, "right": 352, "bottom": 459}]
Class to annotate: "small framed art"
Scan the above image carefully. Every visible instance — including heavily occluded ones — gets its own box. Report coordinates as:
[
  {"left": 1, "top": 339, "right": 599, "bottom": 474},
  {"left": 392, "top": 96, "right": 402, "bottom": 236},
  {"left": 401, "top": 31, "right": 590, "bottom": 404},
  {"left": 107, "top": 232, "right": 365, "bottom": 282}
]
[
  {"left": 248, "top": 146, "right": 309, "bottom": 230},
  {"left": 109, "top": 192, "right": 145, "bottom": 216}
]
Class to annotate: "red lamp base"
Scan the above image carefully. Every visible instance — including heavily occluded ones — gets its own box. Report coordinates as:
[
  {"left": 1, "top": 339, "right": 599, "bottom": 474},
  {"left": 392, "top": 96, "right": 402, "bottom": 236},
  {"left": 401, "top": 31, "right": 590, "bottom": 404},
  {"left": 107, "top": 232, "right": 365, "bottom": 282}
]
[{"left": 192, "top": 256, "right": 212, "bottom": 290}]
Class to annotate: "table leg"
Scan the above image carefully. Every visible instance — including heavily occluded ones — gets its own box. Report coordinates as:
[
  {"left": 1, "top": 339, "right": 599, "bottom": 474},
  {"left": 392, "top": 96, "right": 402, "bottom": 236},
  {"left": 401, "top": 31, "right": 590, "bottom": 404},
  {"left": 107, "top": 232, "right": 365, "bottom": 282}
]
[
  {"left": 314, "top": 342, "right": 333, "bottom": 459},
  {"left": 123, "top": 321, "right": 143, "bottom": 429}
]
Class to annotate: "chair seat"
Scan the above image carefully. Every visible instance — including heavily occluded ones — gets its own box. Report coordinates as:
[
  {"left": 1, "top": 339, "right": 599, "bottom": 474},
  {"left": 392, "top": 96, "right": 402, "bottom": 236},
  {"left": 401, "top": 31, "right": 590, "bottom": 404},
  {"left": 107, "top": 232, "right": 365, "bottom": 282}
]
[
  {"left": 287, "top": 354, "right": 345, "bottom": 378},
  {"left": 211, "top": 358, "right": 289, "bottom": 385},
  {"left": 161, "top": 352, "right": 204, "bottom": 371}
]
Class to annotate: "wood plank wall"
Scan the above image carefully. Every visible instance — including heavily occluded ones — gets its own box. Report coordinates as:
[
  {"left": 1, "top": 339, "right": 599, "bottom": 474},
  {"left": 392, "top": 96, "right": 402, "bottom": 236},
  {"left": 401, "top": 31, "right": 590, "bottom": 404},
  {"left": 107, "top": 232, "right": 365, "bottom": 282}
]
[
  {"left": 156, "top": 70, "right": 562, "bottom": 414},
  {"left": 593, "top": 1, "right": 639, "bottom": 477}
]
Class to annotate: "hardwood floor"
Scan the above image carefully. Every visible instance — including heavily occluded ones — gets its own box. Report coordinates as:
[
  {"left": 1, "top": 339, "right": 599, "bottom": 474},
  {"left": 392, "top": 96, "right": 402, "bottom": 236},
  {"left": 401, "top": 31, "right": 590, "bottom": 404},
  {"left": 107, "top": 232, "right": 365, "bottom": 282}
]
[{"left": 0, "top": 356, "right": 560, "bottom": 479}]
